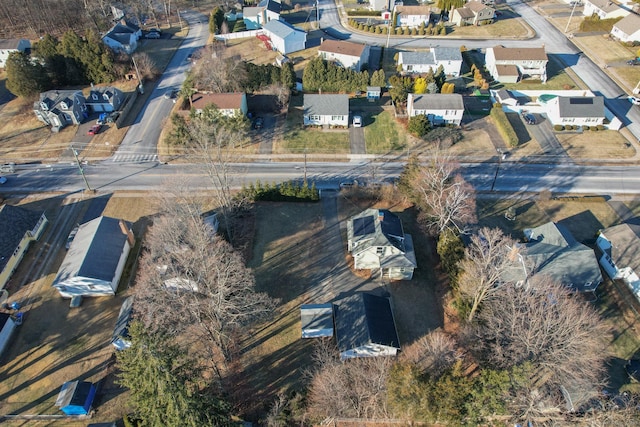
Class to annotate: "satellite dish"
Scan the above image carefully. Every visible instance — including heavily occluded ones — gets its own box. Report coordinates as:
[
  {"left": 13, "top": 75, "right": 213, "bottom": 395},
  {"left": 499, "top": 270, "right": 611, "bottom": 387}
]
[{"left": 0, "top": 290, "right": 8, "bottom": 306}]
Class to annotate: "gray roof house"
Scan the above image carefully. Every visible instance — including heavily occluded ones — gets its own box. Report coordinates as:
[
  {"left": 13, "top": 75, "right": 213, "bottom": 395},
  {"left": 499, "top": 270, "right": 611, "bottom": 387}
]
[
  {"left": 334, "top": 293, "right": 400, "bottom": 360},
  {"left": 583, "top": 0, "right": 629, "bottom": 19},
  {"left": 347, "top": 209, "right": 417, "bottom": 280},
  {"left": 545, "top": 96, "right": 605, "bottom": 128},
  {"left": 33, "top": 90, "right": 88, "bottom": 131},
  {"left": 53, "top": 216, "right": 135, "bottom": 298},
  {"left": 515, "top": 222, "right": 602, "bottom": 293},
  {"left": 243, "top": 0, "right": 281, "bottom": 29},
  {"left": 407, "top": 93, "right": 464, "bottom": 126},
  {"left": 0, "top": 38, "right": 30, "bottom": 68},
  {"left": 0, "top": 204, "right": 48, "bottom": 290},
  {"left": 262, "top": 19, "right": 307, "bottom": 55},
  {"left": 596, "top": 222, "right": 640, "bottom": 301},
  {"left": 102, "top": 21, "right": 141, "bottom": 54},
  {"left": 85, "top": 86, "right": 125, "bottom": 113},
  {"left": 397, "top": 47, "right": 463, "bottom": 77},
  {"left": 451, "top": 1, "right": 495, "bottom": 26},
  {"left": 303, "top": 94, "right": 349, "bottom": 127},
  {"left": 611, "top": 13, "right": 640, "bottom": 43}
]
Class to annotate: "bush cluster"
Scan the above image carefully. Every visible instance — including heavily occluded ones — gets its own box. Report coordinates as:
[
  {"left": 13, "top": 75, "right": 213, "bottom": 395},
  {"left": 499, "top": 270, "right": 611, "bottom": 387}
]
[
  {"left": 490, "top": 107, "right": 518, "bottom": 147},
  {"left": 239, "top": 180, "right": 319, "bottom": 202}
]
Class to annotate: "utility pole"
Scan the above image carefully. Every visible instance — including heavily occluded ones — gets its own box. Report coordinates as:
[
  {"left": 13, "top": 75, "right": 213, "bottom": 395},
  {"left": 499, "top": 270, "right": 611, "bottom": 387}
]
[
  {"left": 316, "top": 1, "right": 320, "bottom": 30},
  {"left": 131, "top": 55, "right": 144, "bottom": 94},
  {"left": 564, "top": 1, "right": 579, "bottom": 34},
  {"left": 303, "top": 146, "right": 308, "bottom": 184},
  {"left": 70, "top": 144, "right": 92, "bottom": 192}
]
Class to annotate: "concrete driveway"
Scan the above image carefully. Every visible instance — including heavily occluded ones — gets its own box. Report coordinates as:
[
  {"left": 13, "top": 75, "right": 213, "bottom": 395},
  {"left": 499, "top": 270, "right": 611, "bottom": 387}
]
[
  {"left": 523, "top": 113, "right": 569, "bottom": 158},
  {"left": 349, "top": 125, "right": 366, "bottom": 154}
]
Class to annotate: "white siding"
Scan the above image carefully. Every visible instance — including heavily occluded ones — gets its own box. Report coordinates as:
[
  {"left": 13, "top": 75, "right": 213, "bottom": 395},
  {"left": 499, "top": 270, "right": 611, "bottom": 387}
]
[{"left": 340, "top": 343, "right": 398, "bottom": 360}]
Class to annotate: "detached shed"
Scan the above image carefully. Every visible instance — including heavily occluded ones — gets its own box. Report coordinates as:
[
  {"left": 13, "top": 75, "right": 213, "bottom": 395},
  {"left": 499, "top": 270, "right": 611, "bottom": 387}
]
[
  {"left": 55, "top": 381, "right": 96, "bottom": 415},
  {"left": 53, "top": 216, "right": 134, "bottom": 298},
  {"left": 366, "top": 86, "right": 381, "bottom": 100},
  {"left": 301, "top": 304, "right": 334, "bottom": 338},
  {"left": 0, "top": 313, "right": 17, "bottom": 360}
]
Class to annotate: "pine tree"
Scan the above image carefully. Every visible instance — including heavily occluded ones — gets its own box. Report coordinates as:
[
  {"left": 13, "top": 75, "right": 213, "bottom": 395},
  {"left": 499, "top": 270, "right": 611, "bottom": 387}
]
[{"left": 5, "top": 52, "right": 48, "bottom": 97}]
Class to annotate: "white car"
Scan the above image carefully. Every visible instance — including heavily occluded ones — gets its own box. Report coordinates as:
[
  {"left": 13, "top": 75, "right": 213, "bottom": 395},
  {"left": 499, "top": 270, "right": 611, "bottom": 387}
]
[
  {"left": 629, "top": 96, "right": 640, "bottom": 105},
  {"left": 352, "top": 115, "right": 362, "bottom": 127}
]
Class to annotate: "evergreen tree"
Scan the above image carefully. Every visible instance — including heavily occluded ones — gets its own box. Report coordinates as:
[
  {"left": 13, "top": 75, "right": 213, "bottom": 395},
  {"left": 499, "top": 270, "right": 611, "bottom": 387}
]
[
  {"left": 407, "top": 114, "right": 431, "bottom": 137},
  {"left": 5, "top": 51, "right": 48, "bottom": 97},
  {"left": 370, "top": 69, "right": 386, "bottom": 87},
  {"left": 280, "top": 62, "right": 295, "bottom": 89}
]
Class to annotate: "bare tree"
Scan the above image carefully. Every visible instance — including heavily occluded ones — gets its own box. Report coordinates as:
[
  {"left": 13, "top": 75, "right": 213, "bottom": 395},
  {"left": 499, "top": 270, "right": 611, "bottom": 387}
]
[
  {"left": 134, "top": 200, "right": 277, "bottom": 381},
  {"left": 457, "top": 227, "right": 520, "bottom": 322},
  {"left": 400, "top": 329, "right": 460, "bottom": 378},
  {"left": 131, "top": 52, "right": 158, "bottom": 80},
  {"left": 306, "top": 340, "right": 393, "bottom": 420},
  {"left": 192, "top": 43, "right": 247, "bottom": 93},
  {"left": 472, "top": 277, "right": 609, "bottom": 400},
  {"left": 405, "top": 151, "right": 476, "bottom": 235}
]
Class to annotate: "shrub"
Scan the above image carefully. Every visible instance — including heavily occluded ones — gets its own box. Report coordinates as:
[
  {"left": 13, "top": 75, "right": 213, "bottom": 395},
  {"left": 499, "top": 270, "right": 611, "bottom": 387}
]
[
  {"left": 490, "top": 107, "right": 519, "bottom": 147},
  {"left": 239, "top": 180, "right": 319, "bottom": 202},
  {"left": 554, "top": 124, "right": 564, "bottom": 131},
  {"left": 583, "top": 125, "right": 590, "bottom": 131},
  {"left": 597, "top": 124, "right": 605, "bottom": 130},
  {"left": 565, "top": 125, "right": 573, "bottom": 131}
]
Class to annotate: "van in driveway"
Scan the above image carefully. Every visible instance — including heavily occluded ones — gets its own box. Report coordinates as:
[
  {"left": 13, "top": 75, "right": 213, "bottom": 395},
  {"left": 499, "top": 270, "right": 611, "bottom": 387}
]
[{"left": 0, "top": 163, "right": 15, "bottom": 173}]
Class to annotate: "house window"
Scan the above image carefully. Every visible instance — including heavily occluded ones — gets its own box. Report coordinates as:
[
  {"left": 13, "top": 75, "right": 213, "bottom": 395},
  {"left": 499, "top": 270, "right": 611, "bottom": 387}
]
[
  {"left": 13, "top": 246, "right": 21, "bottom": 257},
  {"left": 309, "top": 114, "right": 321, "bottom": 121},
  {"left": 407, "top": 65, "right": 413, "bottom": 71},
  {"left": 376, "top": 247, "right": 384, "bottom": 255},
  {"left": 331, "top": 115, "right": 343, "bottom": 121},
  {"left": 92, "top": 94, "right": 98, "bottom": 100}
]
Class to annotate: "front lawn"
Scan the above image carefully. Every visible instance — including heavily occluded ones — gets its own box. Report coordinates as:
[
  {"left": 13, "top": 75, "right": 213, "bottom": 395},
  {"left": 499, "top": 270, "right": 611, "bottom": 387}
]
[{"left": 365, "top": 110, "right": 408, "bottom": 153}]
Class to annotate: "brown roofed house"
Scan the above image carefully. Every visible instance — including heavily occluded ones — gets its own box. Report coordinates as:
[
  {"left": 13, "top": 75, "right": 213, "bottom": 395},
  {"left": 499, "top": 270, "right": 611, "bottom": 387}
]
[
  {"left": 485, "top": 46, "right": 548, "bottom": 83},
  {"left": 318, "top": 40, "right": 370, "bottom": 71},
  {"left": 190, "top": 92, "right": 248, "bottom": 117}
]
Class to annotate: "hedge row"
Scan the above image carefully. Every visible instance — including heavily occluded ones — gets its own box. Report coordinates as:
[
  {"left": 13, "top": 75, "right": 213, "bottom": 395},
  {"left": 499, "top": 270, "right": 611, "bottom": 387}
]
[
  {"left": 490, "top": 106, "right": 519, "bottom": 148},
  {"left": 553, "top": 124, "right": 605, "bottom": 131},
  {"left": 346, "top": 10, "right": 385, "bottom": 16},
  {"left": 238, "top": 180, "right": 319, "bottom": 202}
]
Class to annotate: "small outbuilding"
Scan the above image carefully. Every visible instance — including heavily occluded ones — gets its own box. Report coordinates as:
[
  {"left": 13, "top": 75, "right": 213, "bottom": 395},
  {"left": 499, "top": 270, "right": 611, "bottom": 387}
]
[
  {"left": 366, "top": 86, "right": 382, "bottom": 100},
  {"left": 0, "top": 313, "right": 17, "bottom": 360},
  {"left": 111, "top": 296, "right": 134, "bottom": 351},
  {"left": 53, "top": 216, "right": 135, "bottom": 298},
  {"left": 300, "top": 304, "right": 334, "bottom": 338},
  {"left": 55, "top": 381, "right": 97, "bottom": 415}
]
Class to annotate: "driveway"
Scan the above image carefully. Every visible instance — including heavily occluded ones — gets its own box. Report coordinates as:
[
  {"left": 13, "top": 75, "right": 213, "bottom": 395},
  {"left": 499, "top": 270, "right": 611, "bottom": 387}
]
[
  {"left": 523, "top": 113, "right": 569, "bottom": 159},
  {"left": 349, "top": 125, "right": 366, "bottom": 154}
]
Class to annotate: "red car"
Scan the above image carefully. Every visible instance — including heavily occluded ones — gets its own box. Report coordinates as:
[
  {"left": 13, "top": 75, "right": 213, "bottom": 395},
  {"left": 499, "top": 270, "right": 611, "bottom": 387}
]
[{"left": 87, "top": 124, "right": 101, "bottom": 135}]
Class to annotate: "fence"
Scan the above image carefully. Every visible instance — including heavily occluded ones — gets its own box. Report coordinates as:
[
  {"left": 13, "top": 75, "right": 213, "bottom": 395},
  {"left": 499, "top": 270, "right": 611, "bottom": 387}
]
[{"left": 215, "top": 29, "right": 263, "bottom": 41}]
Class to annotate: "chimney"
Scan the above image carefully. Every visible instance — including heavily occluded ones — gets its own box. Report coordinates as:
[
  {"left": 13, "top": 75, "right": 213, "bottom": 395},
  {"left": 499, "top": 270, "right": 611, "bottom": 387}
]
[
  {"left": 119, "top": 219, "right": 136, "bottom": 247},
  {"left": 378, "top": 210, "right": 384, "bottom": 222}
]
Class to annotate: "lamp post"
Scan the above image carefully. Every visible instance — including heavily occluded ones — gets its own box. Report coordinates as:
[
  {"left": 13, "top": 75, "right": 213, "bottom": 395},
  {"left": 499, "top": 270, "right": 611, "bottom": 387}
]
[{"left": 70, "top": 144, "right": 92, "bottom": 192}]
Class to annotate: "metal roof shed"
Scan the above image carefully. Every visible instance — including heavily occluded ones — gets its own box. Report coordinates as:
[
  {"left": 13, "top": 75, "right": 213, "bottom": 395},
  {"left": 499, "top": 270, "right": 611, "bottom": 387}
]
[
  {"left": 301, "top": 304, "right": 334, "bottom": 338},
  {"left": 55, "top": 381, "right": 96, "bottom": 415}
]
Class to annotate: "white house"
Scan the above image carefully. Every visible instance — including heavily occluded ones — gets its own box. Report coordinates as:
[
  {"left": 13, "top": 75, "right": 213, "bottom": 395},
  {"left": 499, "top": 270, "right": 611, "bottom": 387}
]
[
  {"left": 370, "top": 0, "right": 391, "bottom": 11},
  {"left": 611, "top": 13, "right": 640, "bottom": 42},
  {"left": 583, "top": 0, "right": 629, "bottom": 19},
  {"left": 191, "top": 92, "right": 248, "bottom": 117},
  {"left": 485, "top": 46, "right": 548, "bottom": 83},
  {"left": 493, "top": 89, "right": 519, "bottom": 107},
  {"left": 53, "top": 216, "right": 135, "bottom": 298},
  {"left": 347, "top": 209, "right": 417, "bottom": 280},
  {"left": 303, "top": 94, "right": 349, "bottom": 127},
  {"left": 544, "top": 95, "right": 605, "bottom": 128},
  {"left": 451, "top": 1, "right": 495, "bottom": 26},
  {"left": 243, "top": 0, "right": 281, "bottom": 29},
  {"left": 394, "top": 5, "right": 434, "bottom": 28},
  {"left": 0, "top": 39, "right": 30, "bottom": 68},
  {"left": 102, "top": 21, "right": 141, "bottom": 54},
  {"left": 0, "top": 204, "right": 48, "bottom": 290},
  {"left": 397, "top": 47, "right": 463, "bottom": 77},
  {"left": 334, "top": 293, "right": 400, "bottom": 360},
  {"left": 407, "top": 93, "right": 464, "bottom": 126},
  {"left": 318, "top": 39, "right": 370, "bottom": 72},
  {"left": 261, "top": 19, "right": 307, "bottom": 54},
  {"left": 596, "top": 222, "right": 640, "bottom": 301}
]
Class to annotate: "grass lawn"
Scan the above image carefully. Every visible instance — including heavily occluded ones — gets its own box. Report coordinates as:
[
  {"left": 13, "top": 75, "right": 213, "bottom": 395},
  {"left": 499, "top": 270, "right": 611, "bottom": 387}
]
[
  {"left": 556, "top": 130, "right": 636, "bottom": 159},
  {"left": 448, "top": 15, "right": 530, "bottom": 38},
  {"left": 365, "top": 110, "right": 408, "bottom": 153},
  {"left": 275, "top": 94, "right": 350, "bottom": 154},
  {"left": 498, "top": 55, "right": 584, "bottom": 91}
]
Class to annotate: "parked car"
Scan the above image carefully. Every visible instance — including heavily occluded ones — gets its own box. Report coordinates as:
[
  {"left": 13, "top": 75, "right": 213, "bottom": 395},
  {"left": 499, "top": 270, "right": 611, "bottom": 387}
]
[
  {"left": 627, "top": 59, "right": 640, "bottom": 66},
  {"left": 163, "top": 89, "right": 177, "bottom": 99},
  {"left": 253, "top": 117, "right": 264, "bottom": 130},
  {"left": 145, "top": 32, "right": 161, "bottom": 39},
  {"left": 0, "top": 162, "right": 15, "bottom": 173},
  {"left": 66, "top": 225, "right": 79, "bottom": 250},
  {"left": 629, "top": 96, "right": 640, "bottom": 105},
  {"left": 0, "top": 176, "right": 6, "bottom": 185},
  {"left": 87, "top": 124, "right": 101, "bottom": 135},
  {"left": 522, "top": 112, "right": 536, "bottom": 125},
  {"left": 352, "top": 115, "right": 362, "bottom": 127}
]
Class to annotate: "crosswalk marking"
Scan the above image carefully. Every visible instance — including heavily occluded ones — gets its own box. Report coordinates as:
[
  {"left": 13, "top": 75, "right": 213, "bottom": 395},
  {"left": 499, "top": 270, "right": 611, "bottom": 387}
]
[{"left": 111, "top": 154, "right": 159, "bottom": 163}]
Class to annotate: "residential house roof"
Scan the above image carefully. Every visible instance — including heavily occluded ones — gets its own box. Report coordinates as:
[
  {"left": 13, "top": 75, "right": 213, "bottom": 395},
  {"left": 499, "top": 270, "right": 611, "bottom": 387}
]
[
  {"left": 466, "top": 0, "right": 492, "bottom": 13},
  {"left": 399, "top": 51, "right": 435, "bottom": 66},
  {"left": 243, "top": 6, "right": 261, "bottom": 17},
  {"left": 36, "top": 90, "right": 83, "bottom": 111},
  {"left": 367, "top": 86, "right": 381, "bottom": 92},
  {"left": 432, "top": 47, "right": 462, "bottom": 62},
  {"left": 454, "top": 6, "right": 475, "bottom": 19},
  {"left": 395, "top": 5, "right": 433, "bottom": 15},
  {"left": 613, "top": 13, "right": 640, "bottom": 35},
  {"left": 86, "top": 87, "right": 123, "bottom": 106},
  {"left": 495, "top": 64, "right": 519, "bottom": 76},
  {"left": 191, "top": 92, "right": 244, "bottom": 111},
  {"left": 54, "top": 216, "right": 131, "bottom": 286},
  {"left": 409, "top": 93, "right": 464, "bottom": 110},
  {"left": 319, "top": 39, "right": 366, "bottom": 57},
  {"left": 490, "top": 46, "right": 548, "bottom": 61},
  {"left": 588, "top": 0, "right": 623, "bottom": 12},
  {"left": 517, "top": 222, "right": 603, "bottom": 292},
  {"left": 258, "top": 0, "right": 282, "bottom": 14},
  {"left": 119, "top": 19, "right": 140, "bottom": 32},
  {"left": 300, "top": 304, "right": 334, "bottom": 338},
  {"left": 112, "top": 296, "right": 134, "bottom": 345},
  {"left": 0, "top": 39, "right": 27, "bottom": 50},
  {"left": 557, "top": 96, "right": 604, "bottom": 118},
  {"left": 0, "top": 205, "right": 44, "bottom": 272},
  {"left": 304, "top": 94, "right": 349, "bottom": 116},
  {"left": 262, "top": 19, "right": 303, "bottom": 39},
  {"left": 601, "top": 222, "right": 640, "bottom": 272},
  {"left": 334, "top": 293, "right": 400, "bottom": 354},
  {"left": 347, "top": 209, "right": 417, "bottom": 269}
]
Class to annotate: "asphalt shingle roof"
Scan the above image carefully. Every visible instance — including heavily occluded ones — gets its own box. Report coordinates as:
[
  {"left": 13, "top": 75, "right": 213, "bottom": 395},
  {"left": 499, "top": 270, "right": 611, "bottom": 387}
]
[
  {"left": 319, "top": 39, "right": 366, "bottom": 58},
  {"left": 0, "top": 205, "right": 44, "bottom": 272},
  {"left": 614, "top": 13, "right": 640, "bottom": 35},
  {"left": 557, "top": 96, "right": 604, "bottom": 118},
  {"left": 0, "top": 39, "right": 26, "bottom": 50},
  {"left": 491, "top": 46, "right": 548, "bottom": 61},
  {"left": 601, "top": 222, "right": 640, "bottom": 273},
  {"left": 262, "top": 19, "right": 303, "bottom": 39},
  {"left": 409, "top": 93, "right": 464, "bottom": 110},
  {"left": 303, "top": 94, "right": 349, "bottom": 116}
]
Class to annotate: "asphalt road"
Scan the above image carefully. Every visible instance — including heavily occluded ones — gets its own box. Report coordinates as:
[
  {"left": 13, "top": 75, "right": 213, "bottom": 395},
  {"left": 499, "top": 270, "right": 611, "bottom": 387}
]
[
  {"left": 4, "top": 161, "right": 640, "bottom": 196},
  {"left": 111, "top": 10, "right": 210, "bottom": 163}
]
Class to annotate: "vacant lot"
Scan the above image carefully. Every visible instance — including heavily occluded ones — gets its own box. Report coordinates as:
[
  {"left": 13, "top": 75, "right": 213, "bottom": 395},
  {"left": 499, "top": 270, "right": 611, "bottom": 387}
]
[{"left": 556, "top": 130, "right": 636, "bottom": 159}]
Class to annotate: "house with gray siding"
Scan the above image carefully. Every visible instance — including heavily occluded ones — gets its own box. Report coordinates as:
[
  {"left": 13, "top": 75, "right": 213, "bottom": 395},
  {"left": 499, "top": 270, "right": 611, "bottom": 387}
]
[
  {"left": 303, "top": 94, "right": 349, "bottom": 127},
  {"left": 85, "top": 87, "right": 125, "bottom": 113},
  {"left": 33, "top": 90, "right": 88, "bottom": 131},
  {"left": 451, "top": 1, "right": 495, "bottom": 26}
]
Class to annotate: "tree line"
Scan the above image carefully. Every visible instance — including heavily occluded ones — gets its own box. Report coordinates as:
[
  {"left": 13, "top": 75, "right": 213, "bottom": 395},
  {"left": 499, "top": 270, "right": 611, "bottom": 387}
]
[{"left": 302, "top": 56, "right": 386, "bottom": 93}]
